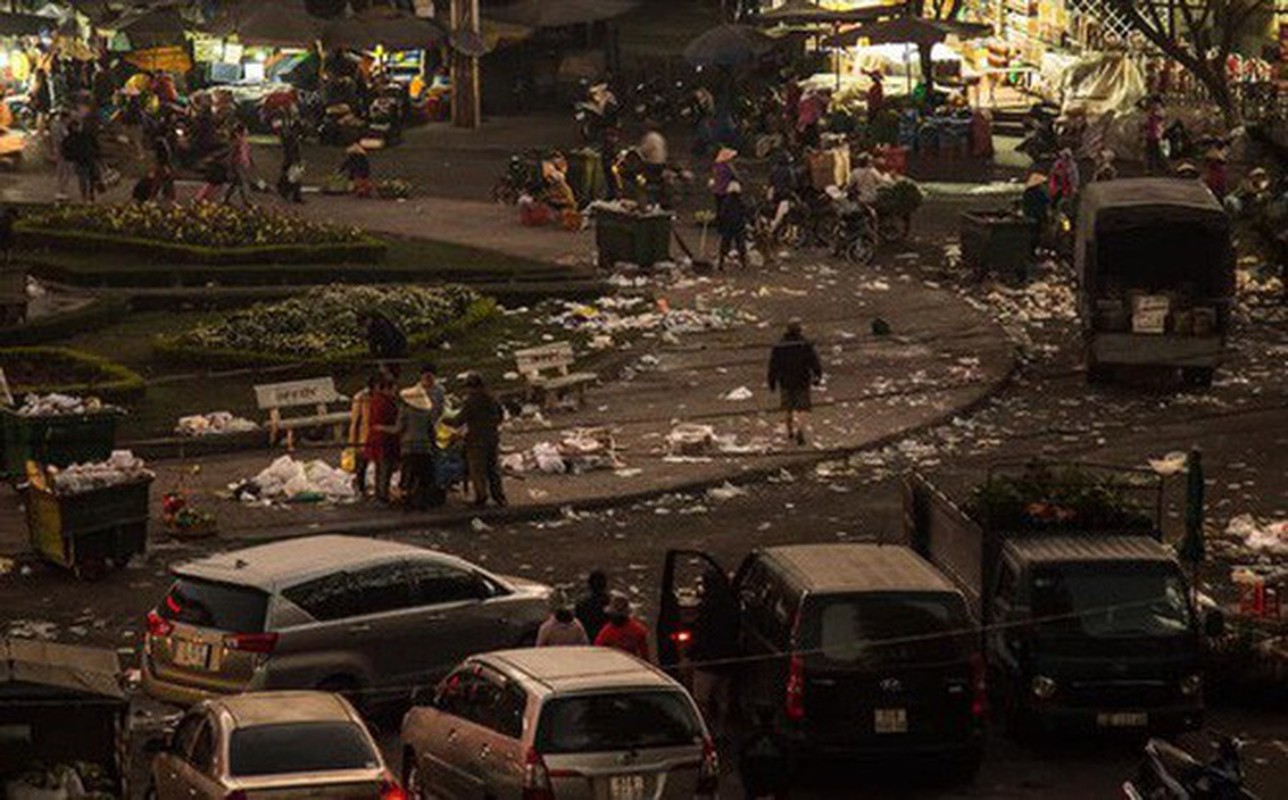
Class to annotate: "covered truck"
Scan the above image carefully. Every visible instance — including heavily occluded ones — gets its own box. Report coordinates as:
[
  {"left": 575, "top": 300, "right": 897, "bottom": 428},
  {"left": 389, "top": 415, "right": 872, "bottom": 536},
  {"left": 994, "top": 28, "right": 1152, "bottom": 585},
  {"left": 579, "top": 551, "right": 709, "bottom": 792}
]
[
  {"left": 1077, "top": 178, "right": 1235, "bottom": 385},
  {"left": 900, "top": 462, "right": 1224, "bottom": 735}
]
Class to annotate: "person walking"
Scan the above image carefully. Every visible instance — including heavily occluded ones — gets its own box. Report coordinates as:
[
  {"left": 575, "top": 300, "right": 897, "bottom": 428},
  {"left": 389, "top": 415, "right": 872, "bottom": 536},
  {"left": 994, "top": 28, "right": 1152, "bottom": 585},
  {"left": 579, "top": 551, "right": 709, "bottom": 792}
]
[
  {"left": 575, "top": 570, "right": 611, "bottom": 641},
  {"left": 767, "top": 319, "right": 823, "bottom": 446},
  {"left": 363, "top": 377, "right": 399, "bottom": 503},
  {"left": 594, "top": 592, "right": 651, "bottom": 662},
  {"left": 224, "top": 122, "right": 254, "bottom": 206},
  {"left": 716, "top": 181, "right": 749, "bottom": 271},
  {"left": 277, "top": 117, "right": 304, "bottom": 204},
  {"left": 535, "top": 594, "right": 590, "bottom": 647},
  {"left": 347, "top": 375, "right": 378, "bottom": 499},
  {"left": 710, "top": 146, "right": 739, "bottom": 214},
  {"left": 391, "top": 364, "right": 446, "bottom": 511},
  {"left": 61, "top": 119, "right": 100, "bottom": 203},
  {"left": 457, "top": 373, "right": 506, "bottom": 507}
]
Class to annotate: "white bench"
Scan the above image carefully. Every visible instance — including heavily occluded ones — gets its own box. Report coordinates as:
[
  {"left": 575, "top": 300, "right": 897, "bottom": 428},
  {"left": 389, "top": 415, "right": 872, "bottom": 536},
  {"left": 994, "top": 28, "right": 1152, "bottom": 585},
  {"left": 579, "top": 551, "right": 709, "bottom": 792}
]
[
  {"left": 514, "top": 342, "right": 597, "bottom": 409},
  {"left": 254, "top": 377, "right": 350, "bottom": 447}
]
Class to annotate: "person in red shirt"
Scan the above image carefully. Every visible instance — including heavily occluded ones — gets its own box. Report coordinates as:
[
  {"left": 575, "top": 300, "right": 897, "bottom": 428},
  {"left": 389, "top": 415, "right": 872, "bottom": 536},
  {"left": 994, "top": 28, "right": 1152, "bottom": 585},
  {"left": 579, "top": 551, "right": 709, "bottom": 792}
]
[{"left": 594, "top": 592, "right": 651, "bottom": 663}]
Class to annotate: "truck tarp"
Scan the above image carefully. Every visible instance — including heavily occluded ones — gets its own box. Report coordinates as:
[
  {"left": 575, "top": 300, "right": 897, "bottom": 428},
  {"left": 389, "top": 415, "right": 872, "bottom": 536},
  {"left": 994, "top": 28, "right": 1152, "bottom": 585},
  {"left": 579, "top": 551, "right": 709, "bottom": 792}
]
[{"left": 0, "top": 637, "right": 125, "bottom": 700}]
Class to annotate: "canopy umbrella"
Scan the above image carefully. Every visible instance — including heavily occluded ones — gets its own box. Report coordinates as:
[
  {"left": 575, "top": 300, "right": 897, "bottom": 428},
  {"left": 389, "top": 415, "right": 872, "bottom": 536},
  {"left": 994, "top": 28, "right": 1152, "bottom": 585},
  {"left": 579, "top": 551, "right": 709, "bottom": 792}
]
[
  {"left": 684, "top": 23, "right": 776, "bottom": 68},
  {"left": 822, "top": 16, "right": 993, "bottom": 49},
  {"left": 322, "top": 9, "right": 446, "bottom": 51},
  {"left": 485, "top": 0, "right": 636, "bottom": 28},
  {"left": 208, "top": 0, "right": 324, "bottom": 48},
  {"left": 756, "top": 0, "right": 888, "bottom": 26},
  {"left": 110, "top": 6, "right": 188, "bottom": 50}
]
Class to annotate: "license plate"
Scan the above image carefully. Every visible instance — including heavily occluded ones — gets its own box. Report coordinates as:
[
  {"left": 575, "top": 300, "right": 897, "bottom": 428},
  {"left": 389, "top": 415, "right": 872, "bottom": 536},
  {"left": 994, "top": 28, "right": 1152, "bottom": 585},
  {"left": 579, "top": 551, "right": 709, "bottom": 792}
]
[
  {"left": 609, "top": 774, "right": 646, "bottom": 800},
  {"left": 172, "top": 639, "right": 211, "bottom": 670},
  {"left": 874, "top": 708, "right": 908, "bottom": 734},
  {"left": 1097, "top": 712, "right": 1148, "bottom": 728}
]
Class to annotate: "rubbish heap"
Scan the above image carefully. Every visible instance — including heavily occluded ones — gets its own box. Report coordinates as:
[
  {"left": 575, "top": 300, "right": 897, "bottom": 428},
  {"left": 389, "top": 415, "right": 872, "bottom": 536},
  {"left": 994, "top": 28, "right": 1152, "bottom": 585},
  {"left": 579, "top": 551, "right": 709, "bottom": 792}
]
[
  {"left": 175, "top": 411, "right": 259, "bottom": 437},
  {"left": 543, "top": 297, "right": 755, "bottom": 337},
  {"left": 230, "top": 455, "right": 356, "bottom": 504},
  {"left": 46, "top": 451, "right": 153, "bottom": 495},
  {"left": 15, "top": 393, "right": 118, "bottom": 417},
  {"left": 501, "top": 428, "right": 621, "bottom": 475}
]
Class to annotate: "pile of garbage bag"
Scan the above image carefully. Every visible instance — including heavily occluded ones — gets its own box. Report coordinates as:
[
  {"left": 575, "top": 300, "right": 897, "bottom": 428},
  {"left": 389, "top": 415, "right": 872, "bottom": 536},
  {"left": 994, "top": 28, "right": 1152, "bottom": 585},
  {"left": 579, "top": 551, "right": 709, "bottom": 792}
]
[
  {"left": 47, "top": 451, "right": 153, "bottom": 496},
  {"left": 501, "top": 429, "right": 622, "bottom": 475},
  {"left": 230, "top": 455, "right": 355, "bottom": 504},
  {"left": 175, "top": 411, "right": 258, "bottom": 437},
  {"left": 14, "top": 394, "right": 118, "bottom": 417}
]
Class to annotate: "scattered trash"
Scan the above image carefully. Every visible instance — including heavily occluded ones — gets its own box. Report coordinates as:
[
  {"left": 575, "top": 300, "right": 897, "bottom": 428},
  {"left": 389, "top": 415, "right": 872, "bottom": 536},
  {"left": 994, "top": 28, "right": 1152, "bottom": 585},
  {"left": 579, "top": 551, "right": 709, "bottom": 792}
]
[
  {"left": 722, "top": 386, "right": 753, "bottom": 401},
  {"left": 45, "top": 451, "right": 153, "bottom": 495},
  {"left": 175, "top": 411, "right": 258, "bottom": 437},
  {"left": 230, "top": 455, "right": 355, "bottom": 504},
  {"left": 1225, "top": 514, "right": 1288, "bottom": 555},
  {"left": 471, "top": 518, "right": 492, "bottom": 532},
  {"left": 706, "top": 482, "right": 747, "bottom": 502},
  {"left": 1147, "top": 451, "right": 1189, "bottom": 476},
  {"left": 14, "top": 393, "right": 119, "bottom": 417},
  {"left": 502, "top": 429, "right": 622, "bottom": 475}
]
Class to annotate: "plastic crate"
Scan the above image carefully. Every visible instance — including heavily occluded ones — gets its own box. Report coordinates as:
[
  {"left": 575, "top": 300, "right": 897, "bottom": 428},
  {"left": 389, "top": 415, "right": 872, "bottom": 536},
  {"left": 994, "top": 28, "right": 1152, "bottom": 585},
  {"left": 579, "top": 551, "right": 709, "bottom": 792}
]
[
  {"left": 595, "top": 210, "right": 673, "bottom": 269},
  {"left": 959, "top": 210, "right": 1036, "bottom": 281},
  {"left": 24, "top": 478, "right": 151, "bottom": 577},
  {"left": 0, "top": 408, "right": 121, "bottom": 480}
]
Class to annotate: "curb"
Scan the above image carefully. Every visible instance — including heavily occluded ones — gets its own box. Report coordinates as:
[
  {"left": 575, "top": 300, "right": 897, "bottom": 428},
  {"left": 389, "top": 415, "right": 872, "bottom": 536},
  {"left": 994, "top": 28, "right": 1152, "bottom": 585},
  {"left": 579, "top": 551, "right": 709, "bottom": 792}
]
[{"left": 213, "top": 348, "right": 1021, "bottom": 543}]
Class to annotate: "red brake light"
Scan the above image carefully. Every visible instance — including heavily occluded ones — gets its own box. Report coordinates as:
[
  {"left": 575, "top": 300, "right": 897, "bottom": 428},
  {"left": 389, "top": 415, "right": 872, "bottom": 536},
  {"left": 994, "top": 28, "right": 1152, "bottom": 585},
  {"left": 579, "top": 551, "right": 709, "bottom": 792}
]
[
  {"left": 969, "top": 652, "right": 988, "bottom": 718},
  {"left": 147, "top": 611, "right": 173, "bottom": 638},
  {"left": 380, "top": 777, "right": 407, "bottom": 800},
  {"left": 670, "top": 629, "right": 692, "bottom": 644},
  {"left": 697, "top": 736, "right": 719, "bottom": 794},
  {"left": 223, "top": 632, "right": 279, "bottom": 654},
  {"left": 785, "top": 653, "right": 806, "bottom": 722},
  {"left": 522, "top": 748, "right": 555, "bottom": 800}
]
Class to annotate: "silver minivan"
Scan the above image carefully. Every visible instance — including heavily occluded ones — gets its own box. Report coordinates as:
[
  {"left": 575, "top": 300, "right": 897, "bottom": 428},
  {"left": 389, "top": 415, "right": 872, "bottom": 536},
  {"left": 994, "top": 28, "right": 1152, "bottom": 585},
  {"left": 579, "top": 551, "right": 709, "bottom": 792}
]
[
  {"left": 400, "top": 647, "right": 718, "bottom": 800},
  {"left": 143, "top": 535, "right": 552, "bottom": 706}
]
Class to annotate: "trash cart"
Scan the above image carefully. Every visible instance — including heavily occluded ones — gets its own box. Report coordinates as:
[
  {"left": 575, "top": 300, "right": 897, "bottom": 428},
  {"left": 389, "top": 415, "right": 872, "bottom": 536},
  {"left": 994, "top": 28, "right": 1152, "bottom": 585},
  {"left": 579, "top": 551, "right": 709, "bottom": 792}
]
[
  {"left": 595, "top": 209, "right": 673, "bottom": 269},
  {"left": 0, "top": 408, "right": 121, "bottom": 481},
  {"left": 24, "top": 476, "right": 151, "bottom": 579},
  {"left": 959, "top": 210, "right": 1036, "bottom": 282}
]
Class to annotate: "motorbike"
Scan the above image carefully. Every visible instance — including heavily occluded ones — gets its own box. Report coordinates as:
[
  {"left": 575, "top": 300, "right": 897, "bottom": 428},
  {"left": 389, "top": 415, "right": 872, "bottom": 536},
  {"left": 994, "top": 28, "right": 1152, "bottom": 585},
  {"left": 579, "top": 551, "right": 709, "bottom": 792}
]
[
  {"left": 491, "top": 150, "right": 548, "bottom": 205},
  {"left": 826, "top": 189, "right": 879, "bottom": 265},
  {"left": 1016, "top": 101, "right": 1062, "bottom": 163},
  {"left": 1123, "top": 734, "right": 1259, "bottom": 800}
]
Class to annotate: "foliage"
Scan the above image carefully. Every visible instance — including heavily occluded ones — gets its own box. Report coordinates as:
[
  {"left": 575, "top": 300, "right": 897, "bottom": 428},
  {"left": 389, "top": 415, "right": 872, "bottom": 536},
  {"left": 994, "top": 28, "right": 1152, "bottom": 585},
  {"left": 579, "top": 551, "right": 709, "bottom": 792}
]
[
  {"left": 875, "top": 179, "right": 925, "bottom": 217},
  {"left": 18, "top": 202, "right": 369, "bottom": 249},
  {"left": 0, "top": 346, "right": 146, "bottom": 401},
  {"left": 964, "top": 463, "right": 1157, "bottom": 532},
  {"left": 165, "top": 284, "right": 496, "bottom": 361}
]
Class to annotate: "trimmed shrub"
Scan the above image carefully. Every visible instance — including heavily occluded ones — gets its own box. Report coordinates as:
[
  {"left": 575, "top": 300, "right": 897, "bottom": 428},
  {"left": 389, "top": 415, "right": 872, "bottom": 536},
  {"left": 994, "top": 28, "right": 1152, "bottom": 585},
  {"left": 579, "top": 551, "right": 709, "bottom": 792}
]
[{"left": 0, "top": 346, "right": 146, "bottom": 402}]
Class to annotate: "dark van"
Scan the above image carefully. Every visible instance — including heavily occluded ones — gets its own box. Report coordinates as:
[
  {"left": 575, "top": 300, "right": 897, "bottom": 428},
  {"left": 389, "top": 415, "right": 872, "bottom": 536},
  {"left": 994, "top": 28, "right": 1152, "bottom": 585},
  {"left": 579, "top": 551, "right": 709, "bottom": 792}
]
[{"left": 658, "top": 544, "right": 985, "bottom": 774}]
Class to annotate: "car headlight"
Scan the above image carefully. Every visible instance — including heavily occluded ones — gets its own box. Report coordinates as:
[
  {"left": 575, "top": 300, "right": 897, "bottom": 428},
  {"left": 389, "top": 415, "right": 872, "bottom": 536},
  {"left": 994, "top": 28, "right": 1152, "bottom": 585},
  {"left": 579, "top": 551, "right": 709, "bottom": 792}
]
[
  {"left": 1179, "top": 674, "right": 1203, "bottom": 696},
  {"left": 1031, "top": 675, "right": 1058, "bottom": 699}
]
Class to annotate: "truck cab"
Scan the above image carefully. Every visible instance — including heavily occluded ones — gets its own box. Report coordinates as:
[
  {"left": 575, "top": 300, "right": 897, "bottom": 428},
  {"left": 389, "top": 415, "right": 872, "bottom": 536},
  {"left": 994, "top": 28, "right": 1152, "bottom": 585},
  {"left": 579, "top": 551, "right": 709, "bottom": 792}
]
[{"left": 987, "top": 536, "right": 1207, "bottom": 734}]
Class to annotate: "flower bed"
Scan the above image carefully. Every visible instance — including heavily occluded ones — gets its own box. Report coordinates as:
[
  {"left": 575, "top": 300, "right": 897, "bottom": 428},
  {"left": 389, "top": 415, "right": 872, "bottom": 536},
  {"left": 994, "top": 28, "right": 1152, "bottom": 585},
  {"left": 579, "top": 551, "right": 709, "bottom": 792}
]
[
  {"left": 157, "top": 284, "right": 497, "bottom": 367},
  {"left": 16, "top": 203, "right": 386, "bottom": 265},
  {"left": 0, "top": 347, "right": 146, "bottom": 402}
]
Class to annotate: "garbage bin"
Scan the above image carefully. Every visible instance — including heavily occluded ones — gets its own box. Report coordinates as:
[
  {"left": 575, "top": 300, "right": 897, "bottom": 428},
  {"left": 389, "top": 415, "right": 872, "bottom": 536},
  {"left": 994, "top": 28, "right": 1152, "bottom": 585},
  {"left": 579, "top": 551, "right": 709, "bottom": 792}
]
[
  {"left": 595, "top": 209, "right": 673, "bottom": 269},
  {"left": 959, "top": 210, "right": 1036, "bottom": 282},
  {"left": 0, "top": 408, "right": 122, "bottom": 481},
  {"left": 566, "top": 148, "right": 607, "bottom": 205},
  {"left": 24, "top": 477, "right": 152, "bottom": 578}
]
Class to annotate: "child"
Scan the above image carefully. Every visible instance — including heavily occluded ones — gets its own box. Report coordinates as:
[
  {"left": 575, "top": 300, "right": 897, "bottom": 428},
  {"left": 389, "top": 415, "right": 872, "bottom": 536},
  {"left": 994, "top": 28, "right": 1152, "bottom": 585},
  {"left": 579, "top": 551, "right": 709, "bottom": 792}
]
[{"left": 339, "top": 143, "right": 373, "bottom": 198}]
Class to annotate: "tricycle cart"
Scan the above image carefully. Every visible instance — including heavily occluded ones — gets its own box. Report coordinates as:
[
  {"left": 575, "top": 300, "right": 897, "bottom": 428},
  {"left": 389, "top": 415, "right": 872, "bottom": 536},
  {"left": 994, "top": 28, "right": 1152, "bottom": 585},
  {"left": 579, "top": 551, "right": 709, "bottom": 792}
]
[
  {"left": 0, "top": 407, "right": 122, "bottom": 481},
  {"left": 23, "top": 473, "right": 152, "bottom": 579},
  {"left": 1076, "top": 179, "right": 1234, "bottom": 385},
  {"left": 0, "top": 638, "right": 129, "bottom": 798}
]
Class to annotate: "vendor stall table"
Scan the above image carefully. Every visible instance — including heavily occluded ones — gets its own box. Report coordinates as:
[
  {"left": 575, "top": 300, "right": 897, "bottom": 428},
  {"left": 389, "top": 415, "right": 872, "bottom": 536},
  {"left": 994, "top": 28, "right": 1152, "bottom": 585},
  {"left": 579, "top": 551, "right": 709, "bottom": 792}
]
[
  {"left": 0, "top": 408, "right": 122, "bottom": 481},
  {"left": 23, "top": 477, "right": 152, "bottom": 579},
  {"left": 595, "top": 209, "right": 673, "bottom": 269}
]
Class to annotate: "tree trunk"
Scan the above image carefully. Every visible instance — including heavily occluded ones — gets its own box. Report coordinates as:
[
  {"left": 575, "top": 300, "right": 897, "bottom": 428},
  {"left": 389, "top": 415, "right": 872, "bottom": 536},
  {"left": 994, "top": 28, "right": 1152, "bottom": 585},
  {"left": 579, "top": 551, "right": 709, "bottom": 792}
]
[
  {"left": 1197, "top": 64, "right": 1240, "bottom": 128},
  {"left": 918, "top": 42, "right": 935, "bottom": 105}
]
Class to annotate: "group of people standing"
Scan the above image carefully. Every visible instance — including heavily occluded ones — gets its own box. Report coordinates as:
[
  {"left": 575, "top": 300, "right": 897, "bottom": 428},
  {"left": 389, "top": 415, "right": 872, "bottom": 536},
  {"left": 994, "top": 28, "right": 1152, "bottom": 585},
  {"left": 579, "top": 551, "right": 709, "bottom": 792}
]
[{"left": 347, "top": 363, "right": 507, "bottom": 511}]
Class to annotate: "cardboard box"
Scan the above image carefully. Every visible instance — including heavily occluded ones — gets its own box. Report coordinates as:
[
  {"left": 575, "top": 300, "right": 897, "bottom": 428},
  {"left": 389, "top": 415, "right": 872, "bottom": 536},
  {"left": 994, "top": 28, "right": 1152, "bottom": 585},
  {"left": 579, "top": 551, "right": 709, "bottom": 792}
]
[
  {"left": 1132, "top": 294, "right": 1171, "bottom": 315},
  {"left": 1132, "top": 308, "right": 1168, "bottom": 334}
]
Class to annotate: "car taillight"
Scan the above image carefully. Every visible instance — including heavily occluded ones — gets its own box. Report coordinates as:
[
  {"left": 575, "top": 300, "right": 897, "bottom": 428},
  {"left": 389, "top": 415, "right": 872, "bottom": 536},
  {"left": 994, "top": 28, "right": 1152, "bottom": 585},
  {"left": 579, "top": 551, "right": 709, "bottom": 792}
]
[
  {"left": 146, "top": 611, "right": 173, "bottom": 638},
  {"left": 785, "top": 654, "right": 806, "bottom": 722},
  {"left": 670, "top": 629, "right": 692, "bottom": 645},
  {"left": 697, "top": 736, "right": 719, "bottom": 795},
  {"left": 379, "top": 776, "right": 407, "bottom": 800},
  {"left": 970, "top": 652, "right": 988, "bottom": 718},
  {"left": 522, "top": 748, "right": 554, "bottom": 800},
  {"left": 223, "top": 632, "right": 278, "bottom": 654}
]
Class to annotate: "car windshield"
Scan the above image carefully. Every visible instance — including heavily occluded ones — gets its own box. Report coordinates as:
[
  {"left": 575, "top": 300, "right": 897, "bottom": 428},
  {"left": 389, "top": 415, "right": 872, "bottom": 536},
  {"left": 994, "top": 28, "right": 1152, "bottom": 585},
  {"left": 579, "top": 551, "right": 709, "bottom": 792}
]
[
  {"left": 229, "top": 722, "right": 379, "bottom": 777},
  {"left": 536, "top": 691, "right": 702, "bottom": 754},
  {"left": 803, "top": 593, "right": 974, "bottom": 667},
  {"left": 158, "top": 577, "right": 268, "bottom": 633},
  {"left": 1031, "top": 563, "right": 1192, "bottom": 640}
]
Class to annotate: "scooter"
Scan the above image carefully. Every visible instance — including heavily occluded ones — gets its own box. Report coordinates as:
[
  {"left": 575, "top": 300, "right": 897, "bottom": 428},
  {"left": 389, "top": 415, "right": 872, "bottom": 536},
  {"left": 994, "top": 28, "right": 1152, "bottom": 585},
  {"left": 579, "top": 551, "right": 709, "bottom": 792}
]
[{"left": 1123, "top": 734, "right": 1259, "bottom": 799}]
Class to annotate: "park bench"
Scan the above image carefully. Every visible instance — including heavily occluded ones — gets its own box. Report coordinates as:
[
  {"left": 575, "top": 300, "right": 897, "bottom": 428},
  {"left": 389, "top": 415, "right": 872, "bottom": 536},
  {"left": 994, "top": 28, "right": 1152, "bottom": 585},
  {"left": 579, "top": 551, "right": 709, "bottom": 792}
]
[
  {"left": 514, "top": 341, "right": 597, "bottom": 410},
  {"left": 254, "top": 377, "right": 350, "bottom": 447}
]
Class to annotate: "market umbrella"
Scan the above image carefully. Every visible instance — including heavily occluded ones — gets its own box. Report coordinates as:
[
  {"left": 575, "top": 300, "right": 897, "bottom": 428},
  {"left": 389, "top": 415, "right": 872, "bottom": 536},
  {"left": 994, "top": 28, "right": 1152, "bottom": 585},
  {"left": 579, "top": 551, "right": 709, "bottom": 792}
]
[
  {"left": 756, "top": 0, "right": 888, "bottom": 26},
  {"left": 485, "top": 0, "right": 637, "bottom": 28},
  {"left": 684, "top": 23, "right": 776, "bottom": 68},
  {"left": 322, "top": 8, "right": 446, "bottom": 52},
  {"left": 209, "top": 0, "right": 324, "bottom": 48},
  {"left": 822, "top": 16, "right": 994, "bottom": 49},
  {"left": 110, "top": 6, "right": 188, "bottom": 50}
]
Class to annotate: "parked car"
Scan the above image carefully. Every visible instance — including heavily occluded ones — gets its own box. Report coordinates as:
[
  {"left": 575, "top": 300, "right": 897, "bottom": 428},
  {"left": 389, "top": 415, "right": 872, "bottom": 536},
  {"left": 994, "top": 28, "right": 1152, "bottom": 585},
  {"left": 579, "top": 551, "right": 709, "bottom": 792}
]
[
  {"left": 658, "top": 544, "right": 986, "bottom": 777},
  {"left": 146, "top": 690, "right": 403, "bottom": 800},
  {"left": 401, "top": 647, "right": 719, "bottom": 800},
  {"left": 143, "top": 535, "right": 552, "bottom": 706}
]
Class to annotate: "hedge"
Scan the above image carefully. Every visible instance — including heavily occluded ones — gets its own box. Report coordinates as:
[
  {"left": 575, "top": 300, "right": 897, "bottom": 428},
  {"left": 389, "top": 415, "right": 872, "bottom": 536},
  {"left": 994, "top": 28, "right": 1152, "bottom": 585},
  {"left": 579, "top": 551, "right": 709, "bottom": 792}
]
[
  {"left": 0, "top": 346, "right": 146, "bottom": 403},
  {"left": 0, "top": 297, "right": 129, "bottom": 347},
  {"left": 152, "top": 297, "right": 500, "bottom": 369},
  {"left": 16, "top": 227, "right": 388, "bottom": 266}
]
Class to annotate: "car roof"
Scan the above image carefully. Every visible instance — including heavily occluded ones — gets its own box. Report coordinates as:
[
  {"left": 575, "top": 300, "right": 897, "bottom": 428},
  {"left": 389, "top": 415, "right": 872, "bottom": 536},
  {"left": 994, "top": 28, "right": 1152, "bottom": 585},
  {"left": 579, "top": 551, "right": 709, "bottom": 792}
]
[
  {"left": 174, "top": 534, "right": 469, "bottom": 592},
  {"left": 482, "top": 647, "right": 680, "bottom": 696},
  {"left": 763, "top": 544, "right": 958, "bottom": 594},
  {"left": 1004, "top": 535, "right": 1175, "bottom": 565},
  {"left": 210, "top": 690, "right": 358, "bottom": 729}
]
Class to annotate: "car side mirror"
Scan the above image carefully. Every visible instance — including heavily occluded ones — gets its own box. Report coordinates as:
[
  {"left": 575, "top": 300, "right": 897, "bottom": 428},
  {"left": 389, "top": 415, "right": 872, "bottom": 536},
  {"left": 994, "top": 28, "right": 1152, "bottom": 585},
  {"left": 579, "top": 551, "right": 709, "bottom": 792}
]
[{"left": 1204, "top": 609, "right": 1226, "bottom": 638}]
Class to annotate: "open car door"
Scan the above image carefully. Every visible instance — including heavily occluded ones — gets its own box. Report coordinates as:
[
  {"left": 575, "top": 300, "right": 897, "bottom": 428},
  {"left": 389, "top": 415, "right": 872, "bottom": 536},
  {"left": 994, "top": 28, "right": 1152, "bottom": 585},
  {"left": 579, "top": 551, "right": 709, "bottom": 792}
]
[{"left": 657, "top": 549, "right": 739, "bottom": 673}]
